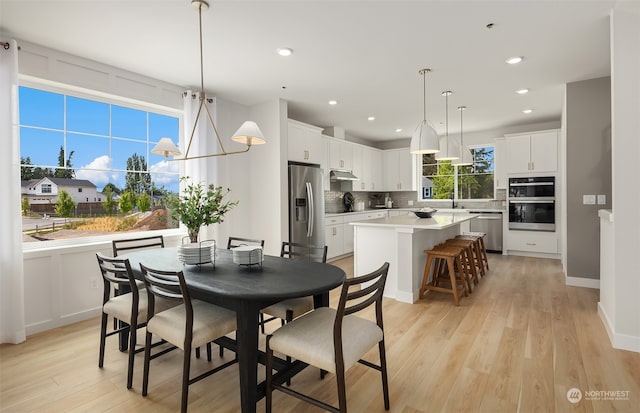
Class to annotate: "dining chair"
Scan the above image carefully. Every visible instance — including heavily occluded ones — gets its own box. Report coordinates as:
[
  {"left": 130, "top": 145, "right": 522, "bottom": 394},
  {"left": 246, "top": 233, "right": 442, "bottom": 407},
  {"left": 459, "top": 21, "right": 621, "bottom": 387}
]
[
  {"left": 110, "top": 235, "right": 165, "bottom": 328},
  {"left": 96, "top": 253, "right": 156, "bottom": 389},
  {"left": 226, "top": 236, "right": 265, "bottom": 250},
  {"left": 265, "top": 262, "right": 390, "bottom": 413},
  {"left": 140, "top": 263, "right": 238, "bottom": 413},
  {"left": 260, "top": 242, "right": 328, "bottom": 333}
]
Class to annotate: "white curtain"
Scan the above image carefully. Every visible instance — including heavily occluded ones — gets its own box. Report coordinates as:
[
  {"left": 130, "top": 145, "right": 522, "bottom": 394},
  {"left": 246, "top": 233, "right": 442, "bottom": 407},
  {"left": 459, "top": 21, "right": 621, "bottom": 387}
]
[
  {"left": 0, "top": 38, "right": 26, "bottom": 344},
  {"left": 182, "top": 90, "right": 215, "bottom": 241}
]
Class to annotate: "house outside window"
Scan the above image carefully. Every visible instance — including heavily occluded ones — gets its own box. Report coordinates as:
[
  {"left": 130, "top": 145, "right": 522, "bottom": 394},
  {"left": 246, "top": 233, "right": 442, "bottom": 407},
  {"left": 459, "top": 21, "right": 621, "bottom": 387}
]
[
  {"left": 420, "top": 145, "right": 495, "bottom": 200},
  {"left": 78, "top": 187, "right": 82, "bottom": 192},
  {"left": 41, "top": 184, "right": 52, "bottom": 194}
]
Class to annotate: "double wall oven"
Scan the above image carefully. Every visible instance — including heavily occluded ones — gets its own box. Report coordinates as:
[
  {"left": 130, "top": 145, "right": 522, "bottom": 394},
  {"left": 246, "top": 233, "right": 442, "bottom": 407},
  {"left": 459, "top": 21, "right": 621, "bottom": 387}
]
[{"left": 508, "top": 176, "right": 555, "bottom": 231}]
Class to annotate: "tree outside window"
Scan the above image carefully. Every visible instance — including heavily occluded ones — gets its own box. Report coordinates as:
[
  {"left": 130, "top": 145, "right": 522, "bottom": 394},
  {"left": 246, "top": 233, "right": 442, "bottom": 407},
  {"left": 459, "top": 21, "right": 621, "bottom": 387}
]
[{"left": 420, "top": 146, "right": 494, "bottom": 200}]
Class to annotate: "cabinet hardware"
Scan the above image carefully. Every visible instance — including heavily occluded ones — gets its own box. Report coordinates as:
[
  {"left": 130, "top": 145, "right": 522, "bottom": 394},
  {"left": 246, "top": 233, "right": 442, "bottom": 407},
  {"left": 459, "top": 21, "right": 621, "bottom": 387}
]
[{"left": 526, "top": 242, "right": 536, "bottom": 246}]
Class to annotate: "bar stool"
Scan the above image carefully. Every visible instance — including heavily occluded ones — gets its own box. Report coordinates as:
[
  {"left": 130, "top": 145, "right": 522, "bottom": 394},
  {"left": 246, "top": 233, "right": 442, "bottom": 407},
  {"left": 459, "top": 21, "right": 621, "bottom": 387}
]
[
  {"left": 457, "top": 231, "right": 489, "bottom": 274},
  {"left": 445, "top": 238, "right": 479, "bottom": 290},
  {"left": 419, "top": 245, "right": 468, "bottom": 306}
]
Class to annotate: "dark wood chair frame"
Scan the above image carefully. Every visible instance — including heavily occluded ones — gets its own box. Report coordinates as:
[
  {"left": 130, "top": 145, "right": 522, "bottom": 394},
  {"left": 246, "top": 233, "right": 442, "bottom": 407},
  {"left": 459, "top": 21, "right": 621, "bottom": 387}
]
[
  {"left": 140, "top": 264, "right": 238, "bottom": 413},
  {"left": 265, "top": 262, "right": 391, "bottom": 413},
  {"left": 260, "top": 242, "right": 328, "bottom": 334},
  {"left": 111, "top": 235, "right": 165, "bottom": 344},
  {"left": 96, "top": 253, "right": 153, "bottom": 389},
  {"left": 112, "top": 235, "right": 165, "bottom": 256}
]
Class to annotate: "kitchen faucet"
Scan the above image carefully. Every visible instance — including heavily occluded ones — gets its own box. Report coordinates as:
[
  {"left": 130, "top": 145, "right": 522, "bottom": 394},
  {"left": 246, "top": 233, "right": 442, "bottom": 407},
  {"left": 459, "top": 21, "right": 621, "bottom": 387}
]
[{"left": 450, "top": 192, "right": 456, "bottom": 209}]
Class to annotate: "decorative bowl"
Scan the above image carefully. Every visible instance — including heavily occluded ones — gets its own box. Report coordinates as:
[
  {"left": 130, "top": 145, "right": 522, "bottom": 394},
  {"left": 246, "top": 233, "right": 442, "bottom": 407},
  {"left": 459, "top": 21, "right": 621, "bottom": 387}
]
[{"left": 413, "top": 209, "right": 436, "bottom": 218}]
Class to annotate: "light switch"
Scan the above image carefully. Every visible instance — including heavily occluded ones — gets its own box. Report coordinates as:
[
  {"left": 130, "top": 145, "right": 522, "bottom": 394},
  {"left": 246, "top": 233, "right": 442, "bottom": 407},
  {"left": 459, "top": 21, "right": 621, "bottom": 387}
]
[
  {"left": 583, "top": 195, "right": 596, "bottom": 205},
  {"left": 597, "top": 194, "right": 606, "bottom": 205},
  {"left": 408, "top": 200, "right": 414, "bottom": 206}
]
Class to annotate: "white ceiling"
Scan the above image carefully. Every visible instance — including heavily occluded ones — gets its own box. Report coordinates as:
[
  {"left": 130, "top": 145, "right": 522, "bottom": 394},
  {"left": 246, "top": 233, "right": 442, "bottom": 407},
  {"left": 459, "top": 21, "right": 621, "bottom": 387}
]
[{"left": 1, "top": 0, "right": 617, "bottom": 143}]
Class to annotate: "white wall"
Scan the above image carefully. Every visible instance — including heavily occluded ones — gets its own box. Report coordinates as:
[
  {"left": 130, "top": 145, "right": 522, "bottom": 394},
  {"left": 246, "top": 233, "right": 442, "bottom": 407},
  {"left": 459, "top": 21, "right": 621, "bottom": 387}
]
[
  {"left": 22, "top": 231, "right": 185, "bottom": 335},
  {"left": 598, "top": 5, "right": 640, "bottom": 352}
]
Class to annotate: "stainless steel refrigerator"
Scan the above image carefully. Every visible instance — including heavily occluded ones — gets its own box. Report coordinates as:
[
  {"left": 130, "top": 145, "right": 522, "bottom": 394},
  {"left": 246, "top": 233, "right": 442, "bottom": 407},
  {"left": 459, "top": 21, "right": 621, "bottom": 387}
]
[{"left": 289, "top": 163, "right": 325, "bottom": 248}]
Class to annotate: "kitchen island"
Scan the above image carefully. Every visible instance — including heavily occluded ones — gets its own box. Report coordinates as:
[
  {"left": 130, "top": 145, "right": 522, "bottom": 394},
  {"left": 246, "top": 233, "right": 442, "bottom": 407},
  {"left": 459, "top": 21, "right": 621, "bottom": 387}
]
[{"left": 351, "top": 212, "right": 477, "bottom": 303}]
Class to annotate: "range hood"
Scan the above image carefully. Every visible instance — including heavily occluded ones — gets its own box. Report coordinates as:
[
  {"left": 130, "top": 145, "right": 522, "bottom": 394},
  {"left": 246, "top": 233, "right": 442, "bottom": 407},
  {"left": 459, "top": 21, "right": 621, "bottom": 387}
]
[{"left": 330, "top": 169, "right": 359, "bottom": 181}]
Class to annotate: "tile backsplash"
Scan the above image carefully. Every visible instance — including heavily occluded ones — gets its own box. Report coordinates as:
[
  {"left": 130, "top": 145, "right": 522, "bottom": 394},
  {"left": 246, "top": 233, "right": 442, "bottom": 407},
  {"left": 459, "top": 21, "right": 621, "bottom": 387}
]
[{"left": 325, "top": 189, "right": 506, "bottom": 213}]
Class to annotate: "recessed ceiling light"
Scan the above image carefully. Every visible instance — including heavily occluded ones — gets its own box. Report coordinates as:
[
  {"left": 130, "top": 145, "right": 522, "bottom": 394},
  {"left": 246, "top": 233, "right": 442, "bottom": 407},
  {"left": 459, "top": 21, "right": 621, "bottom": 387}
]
[
  {"left": 277, "top": 47, "right": 293, "bottom": 57},
  {"left": 516, "top": 88, "right": 529, "bottom": 94},
  {"left": 506, "top": 56, "right": 523, "bottom": 65},
  {"left": 395, "top": 128, "right": 402, "bottom": 133},
  {"left": 328, "top": 100, "right": 338, "bottom": 105},
  {"left": 367, "top": 116, "right": 375, "bottom": 121},
  {"left": 522, "top": 109, "right": 533, "bottom": 114}
]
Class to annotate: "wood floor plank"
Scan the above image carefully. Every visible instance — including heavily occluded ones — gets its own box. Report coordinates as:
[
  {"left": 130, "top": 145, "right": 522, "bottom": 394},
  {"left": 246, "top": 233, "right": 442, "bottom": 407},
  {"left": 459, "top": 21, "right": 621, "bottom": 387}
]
[{"left": 2, "top": 253, "right": 640, "bottom": 412}]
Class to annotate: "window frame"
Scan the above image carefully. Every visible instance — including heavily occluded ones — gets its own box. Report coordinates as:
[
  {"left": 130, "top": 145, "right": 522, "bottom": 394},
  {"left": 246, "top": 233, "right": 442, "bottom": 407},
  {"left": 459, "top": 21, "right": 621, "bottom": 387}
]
[
  {"left": 418, "top": 143, "right": 495, "bottom": 202},
  {"left": 18, "top": 78, "right": 185, "bottom": 247}
]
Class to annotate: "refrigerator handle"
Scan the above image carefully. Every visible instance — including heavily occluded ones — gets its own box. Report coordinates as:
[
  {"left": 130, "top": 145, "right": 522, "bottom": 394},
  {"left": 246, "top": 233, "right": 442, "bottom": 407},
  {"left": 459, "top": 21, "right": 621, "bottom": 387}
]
[{"left": 306, "top": 181, "right": 314, "bottom": 238}]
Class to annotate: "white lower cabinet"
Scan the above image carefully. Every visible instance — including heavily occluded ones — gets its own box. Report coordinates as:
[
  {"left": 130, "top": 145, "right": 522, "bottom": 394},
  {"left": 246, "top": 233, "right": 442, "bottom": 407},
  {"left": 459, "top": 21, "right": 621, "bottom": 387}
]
[
  {"left": 506, "top": 230, "right": 558, "bottom": 254},
  {"left": 325, "top": 211, "right": 388, "bottom": 260},
  {"left": 325, "top": 215, "right": 345, "bottom": 260}
]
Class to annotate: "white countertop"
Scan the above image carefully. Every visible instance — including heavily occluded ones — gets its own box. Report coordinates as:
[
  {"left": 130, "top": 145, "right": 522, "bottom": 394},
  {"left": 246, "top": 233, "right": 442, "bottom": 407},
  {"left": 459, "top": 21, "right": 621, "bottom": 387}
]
[
  {"left": 349, "top": 212, "right": 478, "bottom": 230},
  {"left": 326, "top": 207, "right": 503, "bottom": 218}
]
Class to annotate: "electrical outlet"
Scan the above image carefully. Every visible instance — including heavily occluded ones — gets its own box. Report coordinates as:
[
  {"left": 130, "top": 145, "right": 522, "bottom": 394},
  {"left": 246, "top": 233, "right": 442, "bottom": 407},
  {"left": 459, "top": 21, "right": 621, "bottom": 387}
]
[
  {"left": 583, "top": 195, "right": 596, "bottom": 205},
  {"left": 90, "top": 277, "right": 100, "bottom": 289},
  {"left": 597, "top": 194, "right": 606, "bottom": 205},
  {"left": 408, "top": 200, "right": 414, "bottom": 206}
]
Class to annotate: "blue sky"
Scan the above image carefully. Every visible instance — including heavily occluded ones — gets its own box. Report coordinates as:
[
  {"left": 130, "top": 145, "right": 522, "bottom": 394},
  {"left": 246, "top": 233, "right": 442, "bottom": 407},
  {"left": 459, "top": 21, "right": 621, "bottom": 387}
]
[{"left": 19, "top": 86, "right": 180, "bottom": 193}]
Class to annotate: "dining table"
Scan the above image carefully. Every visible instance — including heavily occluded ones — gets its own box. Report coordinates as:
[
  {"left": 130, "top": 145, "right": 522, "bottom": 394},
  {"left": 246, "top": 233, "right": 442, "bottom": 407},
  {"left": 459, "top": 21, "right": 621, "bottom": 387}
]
[{"left": 121, "top": 245, "right": 346, "bottom": 413}]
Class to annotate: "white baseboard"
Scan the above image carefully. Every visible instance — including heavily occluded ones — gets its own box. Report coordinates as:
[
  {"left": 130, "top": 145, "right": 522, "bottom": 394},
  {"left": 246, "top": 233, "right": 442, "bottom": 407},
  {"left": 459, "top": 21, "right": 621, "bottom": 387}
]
[
  {"left": 566, "top": 276, "right": 600, "bottom": 289},
  {"left": 26, "top": 308, "right": 101, "bottom": 336},
  {"left": 598, "top": 303, "right": 640, "bottom": 353}
]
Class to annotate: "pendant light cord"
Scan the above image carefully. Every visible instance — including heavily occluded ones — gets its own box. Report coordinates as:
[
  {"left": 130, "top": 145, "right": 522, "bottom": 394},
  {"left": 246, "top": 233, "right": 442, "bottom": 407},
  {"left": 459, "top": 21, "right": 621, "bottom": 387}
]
[
  {"left": 198, "top": 4, "right": 205, "bottom": 92},
  {"left": 423, "top": 71, "right": 426, "bottom": 121},
  {"left": 460, "top": 107, "right": 464, "bottom": 146}
]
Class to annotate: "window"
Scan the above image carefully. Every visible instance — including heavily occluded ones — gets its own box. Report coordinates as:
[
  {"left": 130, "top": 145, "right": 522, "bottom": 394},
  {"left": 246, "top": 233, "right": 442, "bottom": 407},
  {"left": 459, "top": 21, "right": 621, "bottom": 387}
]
[
  {"left": 19, "top": 85, "right": 181, "bottom": 241},
  {"left": 420, "top": 145, "right": 494, "bottom": 200}
]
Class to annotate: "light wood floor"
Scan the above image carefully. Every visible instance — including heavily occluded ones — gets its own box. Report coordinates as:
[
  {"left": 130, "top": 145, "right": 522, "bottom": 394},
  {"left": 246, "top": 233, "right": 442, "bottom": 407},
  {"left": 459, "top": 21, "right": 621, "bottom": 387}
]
[{"left": 2, "top": 254, "right": 639, "bottom": 412}]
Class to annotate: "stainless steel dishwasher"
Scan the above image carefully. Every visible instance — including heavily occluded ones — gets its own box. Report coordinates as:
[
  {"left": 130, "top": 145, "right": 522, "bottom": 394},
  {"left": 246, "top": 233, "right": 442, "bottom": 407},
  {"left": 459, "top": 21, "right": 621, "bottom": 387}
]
[{"left": 468, "top": 211, "right": 503, "bottom": 253}]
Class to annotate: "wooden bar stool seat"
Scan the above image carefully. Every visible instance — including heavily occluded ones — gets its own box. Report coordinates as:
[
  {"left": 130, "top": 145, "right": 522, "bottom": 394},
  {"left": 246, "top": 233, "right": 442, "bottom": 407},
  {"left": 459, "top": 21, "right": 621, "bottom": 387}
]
[
  {"left": 419, "top": 245, "right": 468, "bottom": 306},
  {"left": 445, "top": 238, "right": 479, "bottom": 290},
  {"left": 457, "top": 231, "right": 489, "bottom": 274}
]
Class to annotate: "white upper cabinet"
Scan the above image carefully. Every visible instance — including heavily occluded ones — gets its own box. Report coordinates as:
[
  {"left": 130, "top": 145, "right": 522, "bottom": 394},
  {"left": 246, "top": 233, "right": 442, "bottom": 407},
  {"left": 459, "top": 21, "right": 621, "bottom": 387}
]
[
  {"left": 351, "top": 145, "right": 366, "bottom": 191},
  {"left": 347, "top": 144, "right": 383, "bottom": 191},
  {"left": 383, "top": 148, "right": 415, "bottom": 191},
  {"left": 494, "top": 137, "right": 507, "bottom": 190},
  {"left": 328, "top": 138, "right": 353, "bottom": 170},
  {"left": 365, "top": 147, "right": 383, "bottom": 191},
  {"left": 505, "top": 130, "right": 558, "bottom": 174},
  {"left": 321, "top": 136, "right": 330, "bottom": 190},
  {"left": 287, "top": 119, "right": 323, "bottom": 164}
]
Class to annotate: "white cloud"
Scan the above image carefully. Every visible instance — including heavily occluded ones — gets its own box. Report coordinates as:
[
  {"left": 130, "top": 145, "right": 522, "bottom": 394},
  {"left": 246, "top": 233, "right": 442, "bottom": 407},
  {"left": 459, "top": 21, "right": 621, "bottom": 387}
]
[
  {"left": 150, "top": 160, "right": 179, "bottom": 185},
  {"left": 75, "top": 155, "right": 118, "bottom": 187}
]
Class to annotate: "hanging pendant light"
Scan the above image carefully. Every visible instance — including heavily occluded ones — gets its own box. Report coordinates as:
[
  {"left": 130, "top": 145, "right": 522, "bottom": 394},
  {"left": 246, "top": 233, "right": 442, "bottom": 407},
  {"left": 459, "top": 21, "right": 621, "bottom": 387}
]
[
  {"left": 435, "top": 90, "right": 460, "bottom": 161},
  {"left": 151, "top": 0, "right": 266, "bottom": 161},
  {"left": 410, "top": 68, "right": 439, "bottom": 154},
  {"left": 452, "top": 106, "right": 473, "bottom": 166}
]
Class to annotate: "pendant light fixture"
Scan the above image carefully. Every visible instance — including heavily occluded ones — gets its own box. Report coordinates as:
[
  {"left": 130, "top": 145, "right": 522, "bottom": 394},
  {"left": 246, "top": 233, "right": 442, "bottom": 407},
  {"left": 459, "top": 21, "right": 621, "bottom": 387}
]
[
  {"left": 452, "top": 106, "right": 473, "bottom": 166},
  {"left": 410, "top": 68, "right": 439, "bottom": 154},
  {"left": 151, "top": 0, "right": 266, "bottom": 161},
  {"left": 435, "top": 90, "right": 460, "bottom": 161}
]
